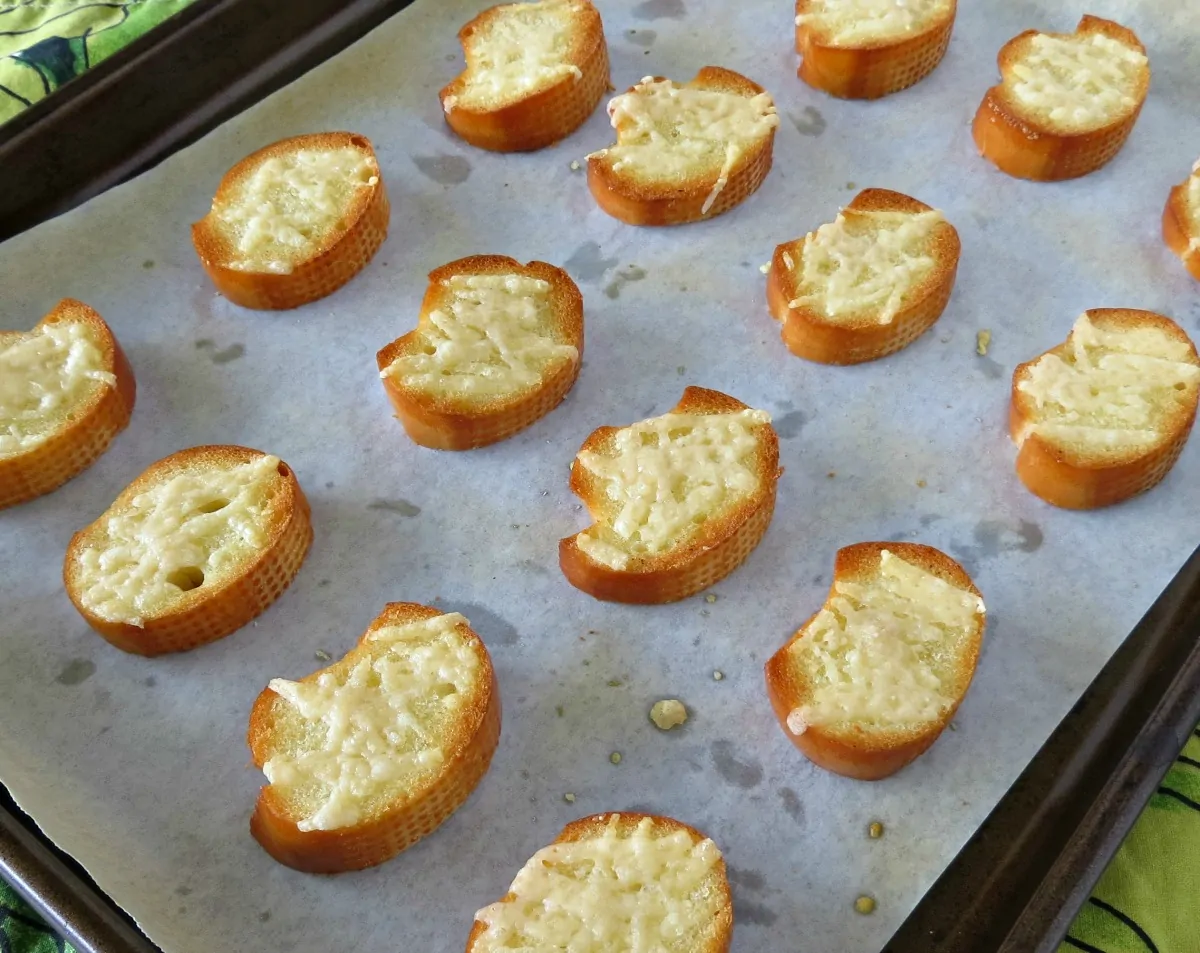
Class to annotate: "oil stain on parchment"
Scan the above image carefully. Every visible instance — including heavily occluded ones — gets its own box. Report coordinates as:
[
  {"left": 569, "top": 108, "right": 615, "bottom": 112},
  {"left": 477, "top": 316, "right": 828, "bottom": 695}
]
[
  {"left": 632, "top": 0, "right": 685, "bottom": 19},
  {"left": 564, "top": 241, "right": 619, "bottom": 282},
  {"left": 605, "top": 266, "right": 648, "bottom": 299},
  {"left": 711, "top": 739, "right": 763, "bottom": 788},
  {"left": 195, "top": 339, "right": 245, "bottom": 364},
  {"left": 790, "top": 107, "right": 826, "bottom": 136},
  {"left": 413, "top": 154, "right": 472, "bottom": 185},
  {"left": 56, "top": 659, "right": 95, "bottom": 686},
  {"left": 367, "top": 498, "right": 421, "bottom": 517},
  {"left": 778, "top": 786, "right": 805, "bottom": 824},
  {"left": 627, "top": 28, "right": 656, "bottom": 47}
]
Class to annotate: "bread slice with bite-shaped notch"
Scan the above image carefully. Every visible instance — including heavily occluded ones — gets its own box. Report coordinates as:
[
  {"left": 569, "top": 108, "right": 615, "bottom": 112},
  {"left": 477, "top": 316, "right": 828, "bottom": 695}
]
[
  {"left": 467, "top": 812, "right": 732, "bottom": 953},
  {"left": 1, "top": 299, "right": 135, "bottom": 509},
  {"left": 795, "top": 0, "right": 957, "bottom": 100},
  {"left": 377, "top": 255, "right": 583, "bottom": 450},
  {"left": 191, "top": 132, "right": 389, "bottom": 310},
  {"left": 765, "top": 542, "right": 986, "bottom": 781},
  {"left": 440, "top": 0, "right": 609, "bottom": 152},
  {"left": 1010, "top": 309, "right": 1200, "bottom": 510},
  {"left": 560, "top": 386, "right": 780, "bottom": 604},
  {"left": 972, "top": 15, "right": 1149, "bottom": 181},
  {"left": 248, "top": 603, "right": 501, "bottom": 873},
  {"left": 767, "top": 188, "right": 959, "bottom": 365},
  {"left": 588, "top": 67, "right": 780, "bottom": 226},
  {"left": 1163, "top": 159, "right": 1200, "bottom": 283},
  {"left": 63, "top": 446, "right": 312, "bottom": 656}
]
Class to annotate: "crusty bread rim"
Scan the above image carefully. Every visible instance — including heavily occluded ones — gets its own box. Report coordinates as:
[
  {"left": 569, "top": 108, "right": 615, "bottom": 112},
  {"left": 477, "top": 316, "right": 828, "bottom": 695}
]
[
  {"left": 248, "top": 602, "right": 501, "bottom": 873},
  {"left": 1163, "top": 165, "right": 1200, "bottom": 282},
  {"left": 0, "top": 298, "right": 136, "bottom": 509},
  {"left": 465, "top": 812, "right": 733, "bottom": 953},
  {"left": 765, "top": 541, "right": 985, "bottom": 781},
  {"left": 795, "top": 0, "right": 956, "bottom": 49}
]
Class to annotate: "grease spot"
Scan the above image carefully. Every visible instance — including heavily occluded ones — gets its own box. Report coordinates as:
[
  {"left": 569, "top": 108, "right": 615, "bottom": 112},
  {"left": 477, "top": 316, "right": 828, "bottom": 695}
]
[
  {"left": 175, "top": 885, "right": 192, "bottom": 896},
  {"left": 632, "top": 0, "right": 685, "bottom": 19},
  {"left": 975, "top": 519, "right": 1043, "bottom": 555},
  {"left": 564, "top": 241, "right": 619, "bottom": 282},
  {"left": 517, "top": 558, "right": 551, "bottom": 578},
  {"left": 195, "top": 339, "right": 245, "bottom": 364},
  {"left": 413, "top": 154, "right": 471, "bottom": 185},
  {"left": 439, "top": 602, "right": 519, "bottom": 645},
  {"left": 367, "top": 498, "right": 421, "bottom": 517},
  {"left": 790, "top": 106, "right": 826, "bottom": 136},
  {"left": 727, "top": 866, "right": 766, "bottom": 891},
  {"left": 977, "top": 355, "right": 1004, "bottom": 380},
  {"left": 737, "top": 901, "right": 779, "bottom": 927},
  {"left": 604, "top": 265, "right": 648, "bottom": 299},
  {"left": 711, "top": 739, "right": 763, "bottom": 788},
  {"left": 627, "top": 28, "right": 656, "bottom": 46},
  {"left": 143, "top": 676, "right": 157, "bottom": 687},
  {"left": 56, "top": 659, "right": 95, "bottom": 686},
  {"left": 778, "top": 787, "right": 805, "bottom": 823},
  {"left": 774, "top": 410, "right": 807, "bottom": 439},
  {"left": 258, "top": 911, "right": 272, "bottom": 923},
  {"left": 142, "top": 259, "right": 155, "bottom": 269},
  {"left": 919, "top": 513, "right": 943, "bottom": 527}
]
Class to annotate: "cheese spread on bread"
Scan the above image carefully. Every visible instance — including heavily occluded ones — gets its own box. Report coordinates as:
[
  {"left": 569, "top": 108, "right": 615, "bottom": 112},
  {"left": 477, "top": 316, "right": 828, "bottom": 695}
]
[
  {"left": 0, "top": 320, "right": 115, "bottom": 456},
  {"left": 789, "top": 209, "right": 944, "bottom": 323},
  {"left": 785, "top": 550, "right": 983, "bottom": 733},
  {"left": 445, "top": 0, "right": 586, "bottom": 111},
  {"left": 218, "top": 147, "right": 378, "bottom": 274},
  {"left": 73, "top": 454, "right": 284, "bottom": 625},
  {"left": 576, "top": 408, "right": 770, "bottom": 568},
  {"left": 382, "top": 273, "right": 577, "bottom": 400},
  {"left": 595, "top": 78, "right": 778, "bottom": 214},
  {"left": 1008, "top": 32, "right": 1147, "bottom": 132},
  {"left": 474, "top": 815, "right": 722, "bottom": 951},
  {"left": 263, "top": 612, "right": 478, "bottom": 831},
  {"left": 796, "top": 0, "right": 952, "bottom": 45},
  {"left": 1017, "top": 314, "right": 1200, "bottom": 454}
]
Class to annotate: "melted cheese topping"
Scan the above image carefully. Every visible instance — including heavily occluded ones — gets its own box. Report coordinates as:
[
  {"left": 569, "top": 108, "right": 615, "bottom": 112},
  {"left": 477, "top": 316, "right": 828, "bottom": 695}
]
[
  {"left": 1186, "top": 160, "right": 1200, "bottom": 253},
  {"left": 0, "top": 320, "right": 115, "bottom": 457},
  {"left": 789, "top": 208, "right": 944, "bottom": 323},
  {"left": 1008, "top": 32, "right": 1147, "bottom": 133},
  {"left": 786, "top": 551, "right": 984, "bottom": 732},
  {"left": 382, "top": 273, "right": 577, "bottom": 401},
  {"left": 1016, "top": 314, "right": 1200, "bottom": 455},
  {"left": 796, "top": 0, "right": 952, "bottom": 45},
  {"left": 217, "top": 146, "right": 377, "bottom": 274},
  {"left": 594, "top": 78, "right": 779, "bottom": 214},
  {"left": 448, "top": 0, "right": 586, "bottom": 110},
  {"left": 263, "top": 612, "right": 479, "bottom": 832},
  {"left": 474, "top": 815, "right": 723, "bottom": 952},
  {"left": 73, "top": 455, "right": 283, "bottom": 625},
  {"left": 576, "top": 408, "right": 770, "bottom": 569}
]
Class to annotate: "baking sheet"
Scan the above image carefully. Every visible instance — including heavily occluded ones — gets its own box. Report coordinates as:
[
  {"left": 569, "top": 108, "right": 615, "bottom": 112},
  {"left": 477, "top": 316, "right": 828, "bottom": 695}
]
[{"left": 1, "top": 1, "right": 1198, "bottom": 950}]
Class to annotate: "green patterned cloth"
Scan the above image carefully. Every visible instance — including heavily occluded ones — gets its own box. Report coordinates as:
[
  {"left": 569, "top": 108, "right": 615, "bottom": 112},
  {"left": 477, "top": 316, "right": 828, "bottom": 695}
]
[{"left": 1, "top": 879, "right": 71, "bottom": 953}]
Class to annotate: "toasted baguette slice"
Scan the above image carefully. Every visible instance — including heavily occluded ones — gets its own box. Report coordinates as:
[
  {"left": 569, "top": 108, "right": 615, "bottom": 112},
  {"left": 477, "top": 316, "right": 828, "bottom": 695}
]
[
  {"left": 191, "top": 132, "right": 389, "bottom": 310},
  {"left": 248, "top": 603, "right": 501, "bottom": 873},
  {"left": 587, "top": 67, "right": 779, "bottom": 226},
  {"left": 1162, "top": 159, "right": 1200, "bottom": 283},
  {"left": 1, "top": 299, "right": 136, "bottom": 509},
  {"left": 972, "top": 16, "right": 1149, "bottom": 181},
  {"left": 467, "top": 813, "right": 732, "bottom": 953},
  {"left": 440, "top": 0, "right": 609, "bottom": 152},
  {"left": 560, "top": 387, "right": 780, "bottom": 604},
  {"left": 377, "top": 256, "right": 583, "bottom": 450},
  {"left": 63, "top": 446, "right": 312, "bottom": 655},
  {"left": 768, "top": 188, "right": 959, "bottom": 365},
  {"left": 795, "top": 0, "right": 957, "bottom": 100},
  {"left": 765, "top": 542, "right": 985, "bottom": 781},
  {"left": 1010, "top": 309, "right": 1200, "bottom": 510}
]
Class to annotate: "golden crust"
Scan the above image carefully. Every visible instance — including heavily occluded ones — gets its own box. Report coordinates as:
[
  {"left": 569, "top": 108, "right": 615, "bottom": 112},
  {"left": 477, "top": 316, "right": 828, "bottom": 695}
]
[
  {"left": 765, "top": 541, "right": 985, "bottom": 781},
  {"left": 794, "top": 0, "right": 956, "bottom": 99},
  {"left": 587, "top": 66, "right": 776, "bottom": 226},
  {"left": 465, "top": 812, "right": 733, "bottom": 953},
  {"left": 972, "top": 16, "right": 1149, "bottom": 181},
  {"left": 63, "top": 445, "right": 312, "bottom": 656},
  {"left": 0, "top": 299, "right": 136, "bottom": 509},
  {"left": 559, "top": 386, "right": 780, "bottom": 604},
  {"left": 191, "top": 132, "right": 389, "bottom": 310},
  {"left": 1010, "top": 308, "right": 1200, "bottom": 510},
  {"left": 767, "top": 188, "right": 960, "bottom": 365},
  {"left": 376, "top": 255, "right": 584, "bottom": 450},
  {"left": 440, "top": 0, "right": 609, "bottom": 152},
  {"left": 248, "top": 602, "right": 501, "bottom": 873},
  {"left": 1162, "top": 175, "right": 1200, "bottom": 282}
]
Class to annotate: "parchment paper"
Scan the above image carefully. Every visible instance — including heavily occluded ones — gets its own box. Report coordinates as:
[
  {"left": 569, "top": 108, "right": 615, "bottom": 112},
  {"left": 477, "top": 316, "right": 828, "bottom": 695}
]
[{"left": 2, "top": 1, "right": 1199, "bottom": 950}]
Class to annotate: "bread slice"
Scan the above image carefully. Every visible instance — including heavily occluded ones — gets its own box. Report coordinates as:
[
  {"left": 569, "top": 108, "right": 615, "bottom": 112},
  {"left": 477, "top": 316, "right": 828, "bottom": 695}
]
[
  {"left": 1010, "top": 309, "right": 1200, "bottom": 510},
  {"left": 560, "top": 386, "right": 780, "bottom": 604},
  {"left": 467, "top": 812, "right": 732, "bottom": 953},
  {"left": 767, "top": 188, "right": 960, "bottom": 365},
  {"left": 1, "top": 299, "right": 135, "bottom": 509},
  {"left": 191, "top": 132, "right": 389, "bottom": 310},
  {"left": 248, "top": 603, "right": 501, "bottom": 873},
  {"left": 972, "top": 15, "right": 1149, "bottom": 181},
  {"left": 765, "top": 542, "right": 985, "bottom": 781},
  {"left": 794, "top": 0, "right": 957, "bottom": 100},
  {"left": 377, "top": 255, "right": 583, "bottom": 450},
  {"left": 63, "top": 446, "right": 312, "bottom": 656},
  {"left": 587, "top": 67, "right": 779, "bottom": 226},
  {"left": 440, "top": 0, "right": 609, "bottom": 152},
  {"left": 1162, "top": 159, "right": 1200, "bottom": 283}
]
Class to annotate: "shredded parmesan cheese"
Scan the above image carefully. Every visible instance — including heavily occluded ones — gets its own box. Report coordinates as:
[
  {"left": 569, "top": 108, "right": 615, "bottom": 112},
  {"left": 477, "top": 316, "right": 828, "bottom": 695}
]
[{"left": 796, "top": 0, "right": 952, "bottom": 45}]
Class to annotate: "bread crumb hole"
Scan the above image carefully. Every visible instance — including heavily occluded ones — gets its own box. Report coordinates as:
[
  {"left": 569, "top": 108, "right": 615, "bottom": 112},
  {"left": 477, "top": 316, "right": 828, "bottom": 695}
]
[
  {"left": 197, "top": 498, "right": 229, "bottom": 513},
  {"left": 166, "top": 567, "right": 205, "bottom": 591}
]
